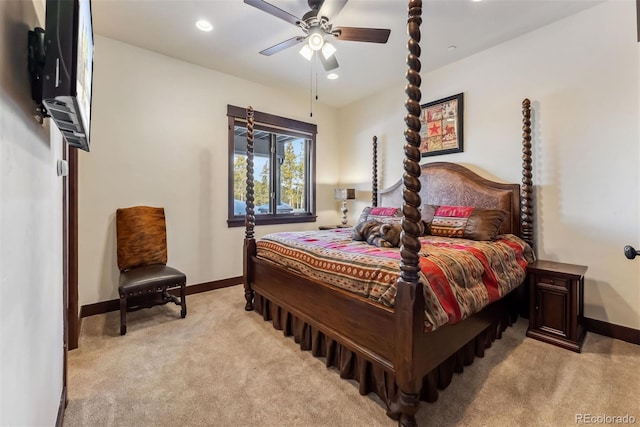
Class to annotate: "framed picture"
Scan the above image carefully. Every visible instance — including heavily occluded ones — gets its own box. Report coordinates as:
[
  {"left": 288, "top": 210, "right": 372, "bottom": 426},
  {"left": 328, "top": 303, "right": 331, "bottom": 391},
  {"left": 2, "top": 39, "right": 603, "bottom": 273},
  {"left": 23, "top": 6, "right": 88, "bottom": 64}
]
[{"left": 419, "top": 93, "right": 464, "bottom": 157}]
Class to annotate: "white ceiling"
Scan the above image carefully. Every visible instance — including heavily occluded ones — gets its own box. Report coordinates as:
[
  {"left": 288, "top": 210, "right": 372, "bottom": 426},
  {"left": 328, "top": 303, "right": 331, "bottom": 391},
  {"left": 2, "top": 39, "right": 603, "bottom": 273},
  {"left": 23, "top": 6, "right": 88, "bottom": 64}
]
[{"left": 91, "top": 0, "right": 604, "bottom": 107}]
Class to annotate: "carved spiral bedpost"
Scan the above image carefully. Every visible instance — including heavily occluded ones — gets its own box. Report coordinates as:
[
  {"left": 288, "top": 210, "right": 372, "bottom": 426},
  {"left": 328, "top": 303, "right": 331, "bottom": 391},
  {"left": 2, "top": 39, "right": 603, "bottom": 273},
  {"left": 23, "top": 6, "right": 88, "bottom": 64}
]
[
  {"left": 243, "top": 106, "right": 256, "bottom": 311},
  {"left": 520, "top": 99, "right": 534, "bottom": 249},
  {"left": 400, "top": 0, "right": 423, "bottom": 297},
  {"left": 392, "top": 2, "right": 425, "bottom": 426},
  {"left": 372, "top": 136, "right": 378, "bottom": 207}
]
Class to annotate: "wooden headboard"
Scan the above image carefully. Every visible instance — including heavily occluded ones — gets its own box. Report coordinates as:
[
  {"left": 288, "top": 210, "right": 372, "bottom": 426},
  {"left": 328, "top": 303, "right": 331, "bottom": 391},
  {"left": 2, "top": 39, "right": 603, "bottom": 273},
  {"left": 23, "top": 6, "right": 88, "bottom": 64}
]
[
  {"left": 371, "top": 99, "right": 533, "bottom": 244},
  {"left": 379, "top": 162, "right": 520, "bottom": 236}
]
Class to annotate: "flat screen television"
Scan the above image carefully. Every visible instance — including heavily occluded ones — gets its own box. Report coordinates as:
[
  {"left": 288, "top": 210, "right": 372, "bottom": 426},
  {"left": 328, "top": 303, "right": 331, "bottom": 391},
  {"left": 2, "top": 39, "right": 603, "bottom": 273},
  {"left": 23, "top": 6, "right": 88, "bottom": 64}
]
[{"left": 29, "top": 0, "right": 94, "bottom": 152}]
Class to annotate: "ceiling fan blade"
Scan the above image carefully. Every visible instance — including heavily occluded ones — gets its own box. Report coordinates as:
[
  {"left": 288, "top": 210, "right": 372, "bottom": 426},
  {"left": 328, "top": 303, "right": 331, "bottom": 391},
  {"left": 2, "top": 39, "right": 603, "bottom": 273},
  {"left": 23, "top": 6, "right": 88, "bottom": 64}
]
[
  {"left": 259, "top": 36, "right": 305, "bottom": 56},
  {"left": 320, "top": 53, "right": 339, "bottom": 71},
  {"left": 244, "top": 0, "right": 301, "bottom": 26},
  {"left": 333, "top": 27, "right": 391, "bottom": 43},
  {"left": 318, "top": 0, "right": 348, "bottom": 20}
]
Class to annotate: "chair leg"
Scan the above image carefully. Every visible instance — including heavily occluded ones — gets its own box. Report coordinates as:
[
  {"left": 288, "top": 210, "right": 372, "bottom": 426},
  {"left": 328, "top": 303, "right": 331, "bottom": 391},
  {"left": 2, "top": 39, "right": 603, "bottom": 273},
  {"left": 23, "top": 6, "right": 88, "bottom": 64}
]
[
  {"left": 180, "top": 282, "right": 187, "bottom": 318},
  {"left": 119, "top": 294, "right": 127, "bottom": 335}
]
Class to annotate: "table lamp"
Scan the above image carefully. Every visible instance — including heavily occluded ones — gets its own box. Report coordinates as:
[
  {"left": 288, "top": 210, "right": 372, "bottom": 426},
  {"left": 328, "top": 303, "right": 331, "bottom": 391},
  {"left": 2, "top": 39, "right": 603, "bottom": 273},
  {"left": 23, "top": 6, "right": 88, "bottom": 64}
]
[{"left": 334, "top": 188, "right": 356, "bottom": 226}]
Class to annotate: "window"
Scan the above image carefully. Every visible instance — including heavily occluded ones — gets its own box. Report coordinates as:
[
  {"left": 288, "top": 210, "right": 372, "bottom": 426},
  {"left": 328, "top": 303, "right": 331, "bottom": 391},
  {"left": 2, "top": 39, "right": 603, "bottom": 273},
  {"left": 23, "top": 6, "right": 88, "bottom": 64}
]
[{"left": 227, "top": 105, "right": 317, "bottom": 227}]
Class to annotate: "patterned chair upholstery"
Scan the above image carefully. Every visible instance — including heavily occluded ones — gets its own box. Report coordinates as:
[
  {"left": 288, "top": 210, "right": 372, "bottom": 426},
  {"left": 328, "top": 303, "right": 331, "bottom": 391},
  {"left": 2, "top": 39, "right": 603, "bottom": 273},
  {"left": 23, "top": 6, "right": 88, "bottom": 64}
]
[{"left": 116, "top": 206, "right": 186, "bottom": 335}]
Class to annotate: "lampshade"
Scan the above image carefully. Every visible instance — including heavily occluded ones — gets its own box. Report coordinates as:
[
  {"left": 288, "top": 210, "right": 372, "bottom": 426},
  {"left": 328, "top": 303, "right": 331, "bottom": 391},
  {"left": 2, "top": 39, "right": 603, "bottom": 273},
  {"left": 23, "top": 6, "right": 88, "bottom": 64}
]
[
  {"left": 299, "top": 44, "right": 313, "bottom": 61},
  {"left": 334, "top": 188, "right": 356, "bottom": 200},
  {"left": 321, "top": 42, "right": 336, "bottom": 59}
]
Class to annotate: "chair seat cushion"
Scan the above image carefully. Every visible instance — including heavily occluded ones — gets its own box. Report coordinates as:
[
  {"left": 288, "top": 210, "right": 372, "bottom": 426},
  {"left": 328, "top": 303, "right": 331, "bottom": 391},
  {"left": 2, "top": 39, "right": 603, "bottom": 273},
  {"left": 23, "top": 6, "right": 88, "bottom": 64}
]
[{"left": 119, "top": 264, "right": 186, "bottom": 295}]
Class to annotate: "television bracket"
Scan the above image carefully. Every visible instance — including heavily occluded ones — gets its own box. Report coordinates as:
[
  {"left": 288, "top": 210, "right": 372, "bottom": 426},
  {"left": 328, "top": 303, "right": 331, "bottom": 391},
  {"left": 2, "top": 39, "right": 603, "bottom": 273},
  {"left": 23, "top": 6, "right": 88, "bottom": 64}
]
[{"left": 28, "top": 27, "right": 50, "bottom": 124}]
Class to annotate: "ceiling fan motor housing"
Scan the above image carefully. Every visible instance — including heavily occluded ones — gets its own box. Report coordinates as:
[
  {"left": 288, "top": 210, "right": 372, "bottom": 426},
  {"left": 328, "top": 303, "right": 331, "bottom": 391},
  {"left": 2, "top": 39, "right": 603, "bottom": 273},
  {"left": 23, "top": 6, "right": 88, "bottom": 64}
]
[{"left": 307, "top": 0, "right": 323, "bottom": 11}]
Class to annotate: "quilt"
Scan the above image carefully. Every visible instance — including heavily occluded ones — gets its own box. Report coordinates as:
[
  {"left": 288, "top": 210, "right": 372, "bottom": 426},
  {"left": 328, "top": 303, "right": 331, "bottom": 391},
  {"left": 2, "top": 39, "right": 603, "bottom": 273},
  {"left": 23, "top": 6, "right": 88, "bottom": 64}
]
[{"left": 256, "top": 229, "right": 534, "bottom": 331}]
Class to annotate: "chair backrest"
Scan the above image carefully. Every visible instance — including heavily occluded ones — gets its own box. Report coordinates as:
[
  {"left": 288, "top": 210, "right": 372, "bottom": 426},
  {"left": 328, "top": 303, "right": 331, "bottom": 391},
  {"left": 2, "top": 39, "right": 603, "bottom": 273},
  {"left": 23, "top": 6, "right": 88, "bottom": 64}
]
[{"left": 116, "top": 206, "right": 168, "bottom": 271}]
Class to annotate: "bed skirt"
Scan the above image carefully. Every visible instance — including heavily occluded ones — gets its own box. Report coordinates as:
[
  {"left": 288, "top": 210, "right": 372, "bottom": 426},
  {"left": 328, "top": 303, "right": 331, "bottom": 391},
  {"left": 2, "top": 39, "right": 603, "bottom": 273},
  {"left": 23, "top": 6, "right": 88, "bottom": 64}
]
[{"left": 253, "top": 292, "right": 516, "bottom": 414}]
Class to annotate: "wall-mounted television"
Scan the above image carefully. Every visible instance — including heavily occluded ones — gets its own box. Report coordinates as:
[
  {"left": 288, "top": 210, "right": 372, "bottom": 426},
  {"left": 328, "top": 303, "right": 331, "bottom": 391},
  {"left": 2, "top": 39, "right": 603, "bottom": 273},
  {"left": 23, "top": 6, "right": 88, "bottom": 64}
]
[{"left": 29, "top": 0, "right": 94, "bottom": 152}]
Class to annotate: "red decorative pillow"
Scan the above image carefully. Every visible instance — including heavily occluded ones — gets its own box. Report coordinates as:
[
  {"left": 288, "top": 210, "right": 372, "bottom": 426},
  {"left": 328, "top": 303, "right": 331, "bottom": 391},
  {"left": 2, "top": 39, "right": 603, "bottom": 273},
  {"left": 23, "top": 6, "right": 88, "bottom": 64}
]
[
  {"left": 358, "top": 206, "right": 402, "bottom": 224},
  {"left": 422, "top": 205, "right": 507, "bottom": 241}
]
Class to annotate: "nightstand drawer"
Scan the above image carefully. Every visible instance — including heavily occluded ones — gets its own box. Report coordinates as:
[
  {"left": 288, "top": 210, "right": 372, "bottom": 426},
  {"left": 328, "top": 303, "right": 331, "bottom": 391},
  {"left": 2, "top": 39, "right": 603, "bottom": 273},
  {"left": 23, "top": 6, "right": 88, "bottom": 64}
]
[{"left": 537, "top": 276, "right": 568, "bottom": 289}]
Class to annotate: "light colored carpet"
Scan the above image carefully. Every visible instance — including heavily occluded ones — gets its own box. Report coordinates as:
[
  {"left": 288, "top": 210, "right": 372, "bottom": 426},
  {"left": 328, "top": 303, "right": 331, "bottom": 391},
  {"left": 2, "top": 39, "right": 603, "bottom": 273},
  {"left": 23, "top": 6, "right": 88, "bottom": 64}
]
[{"left": 65, "top": 285, "right": 639, "bottom": 427}]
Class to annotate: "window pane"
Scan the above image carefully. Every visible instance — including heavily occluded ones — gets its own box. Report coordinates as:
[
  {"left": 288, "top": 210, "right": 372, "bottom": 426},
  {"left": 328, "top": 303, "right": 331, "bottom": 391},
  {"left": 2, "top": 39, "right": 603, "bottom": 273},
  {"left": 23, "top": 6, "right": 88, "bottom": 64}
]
[
  {"left": 277, "top": 134, "right": 308, "bottom": 214},
  {"left": 233, "top": 126, "right": 271, "bottom": 216},
  {"left": 254, "top": 154, "right": 271, "bottom": 214},
  {"left": 228, "top": 105, "right": 316, "bottom": 226}
]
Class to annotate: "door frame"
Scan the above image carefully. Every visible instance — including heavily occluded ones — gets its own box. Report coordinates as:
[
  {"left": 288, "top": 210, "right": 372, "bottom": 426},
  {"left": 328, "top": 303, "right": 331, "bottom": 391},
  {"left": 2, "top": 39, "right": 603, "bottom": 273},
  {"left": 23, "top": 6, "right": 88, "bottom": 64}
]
[{"left": 67, "top": 148, "right": 79, "bottom": 351}]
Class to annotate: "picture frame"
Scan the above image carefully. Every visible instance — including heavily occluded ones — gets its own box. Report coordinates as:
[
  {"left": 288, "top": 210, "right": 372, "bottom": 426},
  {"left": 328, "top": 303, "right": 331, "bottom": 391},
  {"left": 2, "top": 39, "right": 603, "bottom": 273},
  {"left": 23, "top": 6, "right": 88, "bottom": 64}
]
[{"left": 419, "top": 93, "right": 464, "bottom": 157}]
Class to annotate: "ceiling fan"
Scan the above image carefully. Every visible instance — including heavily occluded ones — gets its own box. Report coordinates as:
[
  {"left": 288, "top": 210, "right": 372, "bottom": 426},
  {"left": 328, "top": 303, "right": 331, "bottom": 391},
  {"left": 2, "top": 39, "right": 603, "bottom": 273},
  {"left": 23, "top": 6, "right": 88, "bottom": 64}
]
[{"left": 244, "top": 0, "right": 391, "bottom": 72}]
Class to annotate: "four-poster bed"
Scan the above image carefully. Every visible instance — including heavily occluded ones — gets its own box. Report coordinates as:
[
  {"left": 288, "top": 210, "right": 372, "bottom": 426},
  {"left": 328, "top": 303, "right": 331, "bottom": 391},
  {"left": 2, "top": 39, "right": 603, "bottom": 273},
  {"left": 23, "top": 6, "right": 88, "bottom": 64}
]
[{"left": 242, "top": 2, "right": 535, "bottom": 425}]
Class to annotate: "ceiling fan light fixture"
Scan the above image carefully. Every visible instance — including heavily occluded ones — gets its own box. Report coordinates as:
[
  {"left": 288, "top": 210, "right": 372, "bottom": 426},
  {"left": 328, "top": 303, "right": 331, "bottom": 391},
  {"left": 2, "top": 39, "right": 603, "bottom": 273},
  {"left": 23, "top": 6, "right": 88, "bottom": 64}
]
[
  {"left": 308, "top": 31, "right": 324, "bottom": 51},
  {"left": 321, "top": 42, "right": 336, "bottom": 59},
  {"left": 299, "top": 44, "right": 314, "bottom": 61}
]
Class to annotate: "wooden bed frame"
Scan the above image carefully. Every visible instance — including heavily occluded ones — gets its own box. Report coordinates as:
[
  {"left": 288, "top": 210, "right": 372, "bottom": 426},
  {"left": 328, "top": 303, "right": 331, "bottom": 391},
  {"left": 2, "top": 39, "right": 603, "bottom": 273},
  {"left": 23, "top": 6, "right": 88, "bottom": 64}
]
[{"left": 242, "top": 3, "right": 534, "bottom": 426}]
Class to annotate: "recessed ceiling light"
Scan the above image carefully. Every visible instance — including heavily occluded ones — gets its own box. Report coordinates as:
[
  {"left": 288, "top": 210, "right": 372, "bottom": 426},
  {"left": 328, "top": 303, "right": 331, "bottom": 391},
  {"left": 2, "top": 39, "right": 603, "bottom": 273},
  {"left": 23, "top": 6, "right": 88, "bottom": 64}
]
[
  {"left": 447, "top": 45, "right": 457, "bottom": 51},
  {"left": 471, "top": 0, "right": 483, "bottom": 2},
  {"left": 327, "top": 73, "right": 339, "bottom": 80},
  {"left": 195, "top": 20, "right": 213, "bottom": 32}
]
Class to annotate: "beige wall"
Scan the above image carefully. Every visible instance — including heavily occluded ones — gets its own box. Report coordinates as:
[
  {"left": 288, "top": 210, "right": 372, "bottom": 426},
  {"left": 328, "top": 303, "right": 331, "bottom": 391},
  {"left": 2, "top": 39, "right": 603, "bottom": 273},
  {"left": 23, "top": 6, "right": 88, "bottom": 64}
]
[
  {"left": 0, "top": 0, "right": 64, "bottom": 424},
  {"left": 81, "top": 2, "right": 640, "bottom": 331},
  {"left": 78, "top": 37, "right": 342, "bottom": 305},
  {"left": 338, "top": 1, "right": 640, "bottom": 329}
]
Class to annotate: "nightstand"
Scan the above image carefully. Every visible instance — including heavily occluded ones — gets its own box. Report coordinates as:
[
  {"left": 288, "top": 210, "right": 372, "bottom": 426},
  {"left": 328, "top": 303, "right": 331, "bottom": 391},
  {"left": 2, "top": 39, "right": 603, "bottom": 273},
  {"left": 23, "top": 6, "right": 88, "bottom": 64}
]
[
  {"left": 319, "top": 225, "right": 351, "bottom": 230},
  {"left": 526, "top": 260, "right": 588, "bottom": 352}
]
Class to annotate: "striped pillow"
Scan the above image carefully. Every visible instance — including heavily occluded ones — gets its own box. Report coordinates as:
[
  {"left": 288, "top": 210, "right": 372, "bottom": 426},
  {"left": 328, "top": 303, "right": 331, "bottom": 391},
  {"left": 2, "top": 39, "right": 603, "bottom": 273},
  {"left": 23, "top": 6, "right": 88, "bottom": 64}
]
[
  {"left": 358, "top": 206, "right": 402, "bottom": 224},
  {"left": 422, "top": 205, "right": 507, "bottom": 241}
]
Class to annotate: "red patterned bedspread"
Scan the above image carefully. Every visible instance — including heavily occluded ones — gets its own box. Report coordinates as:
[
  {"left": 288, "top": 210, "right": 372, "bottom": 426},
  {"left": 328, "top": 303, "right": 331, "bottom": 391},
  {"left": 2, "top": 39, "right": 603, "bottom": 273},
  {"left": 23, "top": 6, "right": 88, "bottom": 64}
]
[{"left": 256, "top": 229, "right": 535, "bottom": 331}]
